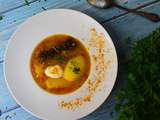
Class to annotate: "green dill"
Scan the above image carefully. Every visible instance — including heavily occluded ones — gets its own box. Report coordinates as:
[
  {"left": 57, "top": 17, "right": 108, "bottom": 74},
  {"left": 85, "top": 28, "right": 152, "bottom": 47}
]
[
  {"left": 69, "top": 60, "right": 80, "bottom": 74},
  {"left": 56, "top": 56, "right": 65, "bottom": 62},
  {"left": 39, "top": 39, "right": 76, "bottom": 63},
  {"left": 24, "top": 0, "right": 30, "bottom": 6},
  {"left": 69, "top": 66, "right": 80, "bottom": 74},
  {"left": 123, "top": 37, "right": 131, "bottom": 45},
  {"left": 72, "top": 66, "right": 80, "bottom": 74},
  {"left": 42, "top": 6, "right": 47, "bottom": 10},
  {"left": 115, "top": 28, "right": 160, "bottom": 120},
  {"left": 0, "top": 16, "right": 3, "bottom": 21},
  {"left": 124, "top": 1, "right": 128, "bottom": 5}
]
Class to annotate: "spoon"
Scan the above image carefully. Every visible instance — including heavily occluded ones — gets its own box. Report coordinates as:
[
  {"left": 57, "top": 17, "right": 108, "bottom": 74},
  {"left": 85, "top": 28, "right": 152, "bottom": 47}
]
[{"left": 87, "top": 0, "right": 160, "bottom": 22}]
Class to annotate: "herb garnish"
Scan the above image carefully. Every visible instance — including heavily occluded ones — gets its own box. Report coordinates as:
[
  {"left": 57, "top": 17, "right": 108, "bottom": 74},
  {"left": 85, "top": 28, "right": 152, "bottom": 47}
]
[
  {"left": 115, "top": 28, "right": 160, "bottom": 120},
  {"left": 69, "top": 66, "right": 80, "bottom": 74},
  {"left": 42, "top": 7, "right": 47, "bottom": 10},
  {"left": 56, "top": 55, "right": 65, "bottom": 62},
  {"left": 24, "top": 0, "right": 30, "bottom": 6},
  {"left": 0, "top": 16, "right": 3, "bottom": 21},
  {"left": 39, "top": 39, "right": 76, "bottom": 63},
  {"left": 69, "top": 60, "right": 81, "bottom": 74},
  {"left": 72, "top": 66, "right": 80, "bottom": 74}
]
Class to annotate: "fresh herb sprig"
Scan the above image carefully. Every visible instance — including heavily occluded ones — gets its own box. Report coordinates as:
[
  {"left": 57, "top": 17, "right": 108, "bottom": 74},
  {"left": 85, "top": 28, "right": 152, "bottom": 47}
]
[
  {"left": 56, "top": 55, "right": 65, "bottom": 62},
  {"left": 42, "top": 7, "right": 47, "bottom": 10},
  {"left": 24, "top": 0, "right": 30, "bottom": 6},
  {"left": 69, "top": 60, "right": 81, "bottom": 74},
  {"left": 72, "top": 66, "right": 80, "bottom": 74},
  {"left": 115, "top": 28, "right": 160, "bottom": 120},
  {"left": 39, "top": 39, "right": 76, "bottom": 62},
  {"left": 0, "top": 16, "right": 3, "bottom": 21}
]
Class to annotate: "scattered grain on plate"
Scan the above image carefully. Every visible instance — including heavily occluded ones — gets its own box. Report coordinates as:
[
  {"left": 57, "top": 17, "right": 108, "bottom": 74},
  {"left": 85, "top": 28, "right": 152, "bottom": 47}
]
[{"left": 58, "top": 28, "right": 112, "bottom": 110}]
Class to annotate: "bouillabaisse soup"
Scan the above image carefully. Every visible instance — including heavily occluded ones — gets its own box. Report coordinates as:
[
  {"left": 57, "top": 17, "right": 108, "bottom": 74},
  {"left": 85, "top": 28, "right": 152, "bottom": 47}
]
[{"left": 30, "top": 34, "right": 91, "bottom": 95}]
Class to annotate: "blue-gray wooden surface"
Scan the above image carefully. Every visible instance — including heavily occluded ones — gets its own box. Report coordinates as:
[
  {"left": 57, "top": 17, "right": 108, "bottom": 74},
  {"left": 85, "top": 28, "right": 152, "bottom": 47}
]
[{"left": 0, "top": 0, "right": 160, "bottom": 120}]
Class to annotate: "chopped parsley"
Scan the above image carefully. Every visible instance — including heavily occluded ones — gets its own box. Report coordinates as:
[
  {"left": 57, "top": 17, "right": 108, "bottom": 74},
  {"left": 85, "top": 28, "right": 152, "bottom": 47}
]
[
  {"left": 72, "top": 66, "right": 80, "bottom": 74},
  {"left": 69, "top": 60, "right": 81, "bottom": 74}
]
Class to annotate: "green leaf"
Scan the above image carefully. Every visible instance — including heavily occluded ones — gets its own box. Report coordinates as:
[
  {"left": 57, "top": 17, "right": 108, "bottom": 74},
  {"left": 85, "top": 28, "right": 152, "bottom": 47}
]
[
  {"left": 0, "top": 16, "right": 3, "bottom": 21},
  {"left": 124, "top": 37, "right": 131, "bottom": 45},
  {"left": 42, "top": 7, "right": 47, "bottom": 10},
  {"left": 24, "top": 0, "right": 30, "bottom": 6},
  {"left": 56, "top": 55, "right": 65, "bottom": 62},
  {"left": 114, "top": 103, "right": 122, "bottom": 112},
  {"left": 115, "top": 90, "right": 126, "bottom": 100}
]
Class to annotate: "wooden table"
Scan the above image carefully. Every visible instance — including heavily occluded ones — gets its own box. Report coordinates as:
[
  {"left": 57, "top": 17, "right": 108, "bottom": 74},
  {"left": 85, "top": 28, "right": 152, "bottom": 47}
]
[{"left": 0, "top": 0, "right": 160, "bottom": 120}]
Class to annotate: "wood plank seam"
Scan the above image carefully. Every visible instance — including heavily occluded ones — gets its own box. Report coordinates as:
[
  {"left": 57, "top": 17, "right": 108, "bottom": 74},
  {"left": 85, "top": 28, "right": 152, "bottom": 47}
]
[
  {"left": 1, "top": 105, "right": 20, "bottom": 115},
  {"left": 0, "top": 1, "right": 159, "bottom": 66},
  {"left": 0, "top": 0, "right": 158, "bottom": 34},
  {"left": 0, "top": 0, "right": 158, "bottom": 21},
  {"left": 1, "top": 102, "right": 117, "bottom": 116},
  {"left": 0, "top": 0, "right": 159, "bottom": 43},
  {"left": 0, "top": 0, "right": 38, "bottom": 15},
  {"left": 0, "top": 0, "right": 159, "bottom": 34}
]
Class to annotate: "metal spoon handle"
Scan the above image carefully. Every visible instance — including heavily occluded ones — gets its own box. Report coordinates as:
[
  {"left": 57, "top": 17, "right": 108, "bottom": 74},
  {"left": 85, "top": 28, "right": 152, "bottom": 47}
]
[{"left": 113, "top": 3, "right": 160, "bottom": 22}]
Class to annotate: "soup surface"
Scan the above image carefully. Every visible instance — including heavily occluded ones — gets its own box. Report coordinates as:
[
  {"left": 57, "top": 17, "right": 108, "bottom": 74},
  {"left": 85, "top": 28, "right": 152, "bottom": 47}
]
[{"left": 30, "top": 34, "right": 91, "bottom": 94}]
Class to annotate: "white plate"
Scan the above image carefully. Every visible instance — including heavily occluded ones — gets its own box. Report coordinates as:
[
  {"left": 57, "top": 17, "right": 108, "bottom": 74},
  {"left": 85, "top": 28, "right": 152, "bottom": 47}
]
[{"left": 4, "top": 9, "right": 118, "bottom": 120}]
